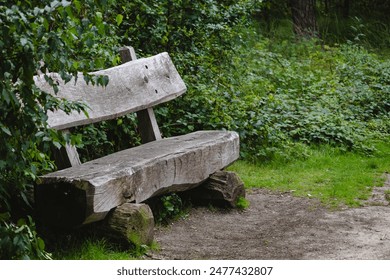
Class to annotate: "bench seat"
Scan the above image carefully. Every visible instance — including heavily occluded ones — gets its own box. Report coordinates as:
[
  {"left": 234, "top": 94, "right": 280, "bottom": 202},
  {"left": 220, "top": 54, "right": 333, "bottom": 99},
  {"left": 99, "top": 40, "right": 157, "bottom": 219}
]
[{"left": 36, "top": 130, "right": 239, "bottom": 227}]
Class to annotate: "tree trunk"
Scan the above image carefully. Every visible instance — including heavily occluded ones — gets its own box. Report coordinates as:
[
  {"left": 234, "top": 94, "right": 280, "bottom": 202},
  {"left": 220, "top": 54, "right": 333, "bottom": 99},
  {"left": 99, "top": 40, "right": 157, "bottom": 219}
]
[
  {"left": 342, "top": 0, "right": 350, "bottom": 18},
  {"left": 290, "top": 0, "right": 318, "bottom": 37},
  {"left": 324, "top": 0, "right": 329, "bottom": 13}
]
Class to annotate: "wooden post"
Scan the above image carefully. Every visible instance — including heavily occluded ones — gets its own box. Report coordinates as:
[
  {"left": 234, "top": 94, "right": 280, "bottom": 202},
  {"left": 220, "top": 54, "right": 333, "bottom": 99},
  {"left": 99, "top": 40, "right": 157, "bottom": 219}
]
[
  {"left": 52, "top": 129, "right": 81, "bottom": 170},
  {"left": 119, "top": 46, "right": 137, "bottom": 63},
  {"left": 119, "top": 46, "right": 162, "bottom": 143}
]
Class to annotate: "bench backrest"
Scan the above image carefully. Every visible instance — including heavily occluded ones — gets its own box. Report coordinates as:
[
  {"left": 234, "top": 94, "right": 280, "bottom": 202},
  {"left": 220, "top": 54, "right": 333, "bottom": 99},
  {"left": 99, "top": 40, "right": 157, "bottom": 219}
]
[{"left": 34, "top": 52, "right": 186, "bottom": 130}]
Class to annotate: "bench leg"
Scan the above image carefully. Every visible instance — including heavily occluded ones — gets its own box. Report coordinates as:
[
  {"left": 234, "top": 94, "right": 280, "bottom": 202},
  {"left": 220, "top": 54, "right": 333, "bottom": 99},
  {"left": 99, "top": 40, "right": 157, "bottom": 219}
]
[
  {"left": 183, "top": 171, "right": 245, "bottom": 208},
  {"left": 102, "top": 203, "right": 154, "bottom": 247}
]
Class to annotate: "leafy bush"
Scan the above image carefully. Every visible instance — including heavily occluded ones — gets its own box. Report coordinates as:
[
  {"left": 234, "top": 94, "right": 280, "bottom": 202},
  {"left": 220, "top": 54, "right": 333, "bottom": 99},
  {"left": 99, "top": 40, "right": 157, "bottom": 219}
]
[
  {"left": 114, "top": 0, "right": 257, "bottom": 55},
  {"left": 75, "top": 114, "right": 141, "bottom": 162},
  {"left": 0, "top": 216, "right": 51, "bottom": 260},
  {"left": 0, "top": 0, "right": 120, "bottom": 259},
  {"left": 153, "top": 193, "right": 185, "bottom": 225},
  {"left": 156, "top": 28, "right": 389, "bottom": 162}
]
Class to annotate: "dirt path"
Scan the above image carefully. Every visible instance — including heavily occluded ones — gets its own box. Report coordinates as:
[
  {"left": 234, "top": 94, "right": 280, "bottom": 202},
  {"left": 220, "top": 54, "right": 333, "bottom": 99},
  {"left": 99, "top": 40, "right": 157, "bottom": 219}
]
[{"left": 149, "top": 174, "right": 390, "bottom": 260}]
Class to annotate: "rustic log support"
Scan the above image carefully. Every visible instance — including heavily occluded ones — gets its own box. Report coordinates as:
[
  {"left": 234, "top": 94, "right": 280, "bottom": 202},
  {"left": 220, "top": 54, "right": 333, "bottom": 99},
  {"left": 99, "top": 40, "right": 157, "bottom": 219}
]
[
  {"left": 102, "top": 203, "right": 154, "bottom": 247},
  {"left": 183, "top": 171, "right": 245, "bottom": 208}
]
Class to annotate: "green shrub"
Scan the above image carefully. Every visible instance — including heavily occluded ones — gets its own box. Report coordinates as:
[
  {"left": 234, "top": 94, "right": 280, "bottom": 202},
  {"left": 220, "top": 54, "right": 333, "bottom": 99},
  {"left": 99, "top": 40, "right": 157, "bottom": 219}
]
[
  {"left": 0, "top": 216, "right": 51, "bottom": 260},
  {"left": 0, "top": 0, "right": 120, "bottom": 259},
  {"left": 153, "top": 193, "right": 185, "bottom": 225},
  {"left": 161, "top": 31, "right": 389, "bottom": 162}
]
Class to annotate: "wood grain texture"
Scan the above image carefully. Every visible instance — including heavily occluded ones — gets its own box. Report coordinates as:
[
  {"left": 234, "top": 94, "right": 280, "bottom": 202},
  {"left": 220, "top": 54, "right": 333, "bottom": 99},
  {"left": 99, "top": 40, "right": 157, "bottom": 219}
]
[
  {"left": 37, "top": 130, "right": 239, "bottom": 225},
  {"left": 34, "top": 52, "right": 187, "bottom": 130},
  {"left": 119, "top": 46, "right": 162, "bottom": 143}
]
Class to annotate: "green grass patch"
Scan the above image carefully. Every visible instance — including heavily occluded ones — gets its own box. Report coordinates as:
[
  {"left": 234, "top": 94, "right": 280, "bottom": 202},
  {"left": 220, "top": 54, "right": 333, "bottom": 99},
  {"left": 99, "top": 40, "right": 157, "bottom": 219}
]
[
  {"left": 50, "top": 227, "right": 161, "bottom": 260},
  {"left": 229, "top": 142, "right": 390, "bottom": 208},
  {"left": 53, "top": 238, "right": 134, "bottom": 260},
  {"left": 53, "top": 237, "right": 160, "bottom": 260},
  {"left": 235, "top": 196, "right": 250, "bottom": 209}
]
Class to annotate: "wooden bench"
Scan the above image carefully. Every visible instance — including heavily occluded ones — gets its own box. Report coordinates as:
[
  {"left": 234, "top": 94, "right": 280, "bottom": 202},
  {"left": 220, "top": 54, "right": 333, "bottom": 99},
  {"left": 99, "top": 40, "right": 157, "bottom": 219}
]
[{"left": 34, "top": 47, "right": 240, "bottom": 231}]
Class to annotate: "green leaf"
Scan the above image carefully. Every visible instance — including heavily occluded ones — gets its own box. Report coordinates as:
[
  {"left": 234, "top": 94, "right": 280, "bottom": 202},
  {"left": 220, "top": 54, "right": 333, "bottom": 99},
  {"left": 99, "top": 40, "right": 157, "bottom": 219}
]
[
  {"left": 37, "top": 238, "right": 45, "bottom": 251},
  {"left": 1, "top": 125, "right": 12, "bottom": 136},
  {"left": 52, "top": 141, "right": 62, "bottom": 149},
  {"left": 102, "top": 75, "right": 109, "bottom": 87},
  {"left": 35, "top": 131, "right": 45, "bottom": 138},
  {"left": 20, "top": 191, "right": 32, "bottom": 208},
  {"left": 116, "top": 14, "right": 123, "bottom": 26},
  {"left": 61, "top": 0, "right": 71, "bottom": 7},
  {"left": 0, "top": 212, "right": 11, "bottom": 222},
  {"left": 17, "top": 218, "right": 26, "bottom": 227},
  {"left": 73, "top": 0, "right": 81, "bottom": 12},
  {"left": 96, "top": 11, "right": 103, "bottom": 20},
  {"left": 2, "top": 88, "right": 10, "bottom": 105},
  {"left": 50, "top": 1, "right": 59, "bottom": 8},
  {"left": 20, "top": 37, "right": 28, "bottom": 46}
]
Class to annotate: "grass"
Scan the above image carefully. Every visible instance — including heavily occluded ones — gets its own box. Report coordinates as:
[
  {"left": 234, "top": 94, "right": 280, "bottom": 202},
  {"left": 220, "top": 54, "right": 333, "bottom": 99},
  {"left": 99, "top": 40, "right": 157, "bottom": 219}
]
[
  {"left": 229, "top": 142, "right": 390, "bottom": 208},
  {"left": 52, "top": 238, "right": 134, "bottom": 260},
  {"left": 52, "top": 236, "right": 160, "bottom": 260},
  {"left": 49, "top": 225, "right": 161, "bottom": 260},
  {"left": 235, "top": 196, "right": 250, "bottom": 209}
]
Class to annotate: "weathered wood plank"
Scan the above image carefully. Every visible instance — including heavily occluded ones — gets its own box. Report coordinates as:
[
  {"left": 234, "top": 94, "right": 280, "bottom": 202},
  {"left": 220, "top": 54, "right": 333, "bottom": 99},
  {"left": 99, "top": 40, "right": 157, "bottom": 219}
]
[
  {"left": 34, "top": 52, "right": 186, "bottom": 130},
  {"left": 36, "top": 131, "right": 239, "bottom": 227},
  {"left": 119, "top": 46, "right": 162, "bottom": 143}
]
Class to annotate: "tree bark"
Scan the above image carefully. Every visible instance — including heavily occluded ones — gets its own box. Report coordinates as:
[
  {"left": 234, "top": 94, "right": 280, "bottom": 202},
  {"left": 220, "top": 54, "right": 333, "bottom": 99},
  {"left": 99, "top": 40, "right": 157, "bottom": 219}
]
[
  {"left": 342, "top": 0, "right": 350, "bottom": 18},
  {"left": 324, "top": 0, "right": 329, "bottom": 13},
  {"left": 290, "top": 0, "right": 318, "bottom": 37}
]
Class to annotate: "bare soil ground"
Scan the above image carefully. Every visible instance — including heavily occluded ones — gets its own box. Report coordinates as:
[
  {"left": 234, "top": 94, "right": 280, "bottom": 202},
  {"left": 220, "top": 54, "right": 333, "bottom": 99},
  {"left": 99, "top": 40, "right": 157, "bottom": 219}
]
[{"left": 148, "top": 174, "right": 390, "bottom": 260}]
